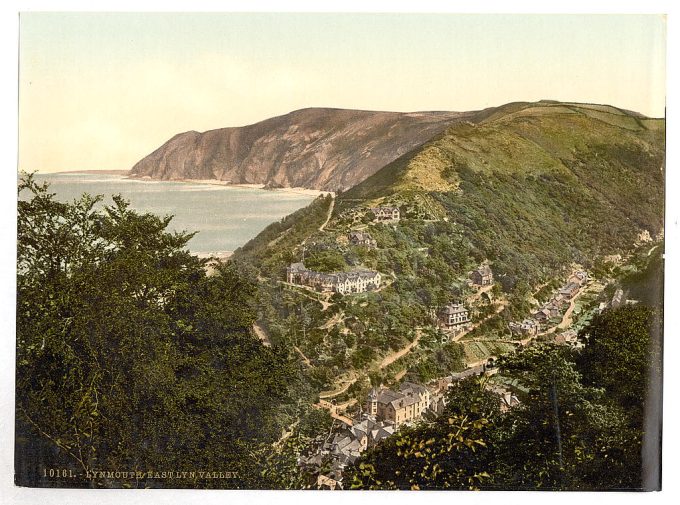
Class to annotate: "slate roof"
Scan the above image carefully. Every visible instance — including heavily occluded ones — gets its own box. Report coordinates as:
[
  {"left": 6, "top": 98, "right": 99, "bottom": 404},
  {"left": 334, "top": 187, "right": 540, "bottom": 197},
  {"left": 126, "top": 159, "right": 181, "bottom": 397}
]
[
  {"left": 440, "top": 303, "right": 468, "bottom": 315},
  {"left": 376, "top": 389, "right": 417, "bottom": 409},
  {"left": 476, "top": 265, "right": 493, "bottom": 276}
]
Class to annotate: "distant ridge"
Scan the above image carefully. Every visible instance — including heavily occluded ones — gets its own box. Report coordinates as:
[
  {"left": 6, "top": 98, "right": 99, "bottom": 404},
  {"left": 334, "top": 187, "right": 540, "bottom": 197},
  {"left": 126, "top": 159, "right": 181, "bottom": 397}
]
[
  {"left": 129, "top": 101, "right": 660, "bottom": 193},
  {"left": 129, "top": 108, "right": 472, "bottom": 191}
]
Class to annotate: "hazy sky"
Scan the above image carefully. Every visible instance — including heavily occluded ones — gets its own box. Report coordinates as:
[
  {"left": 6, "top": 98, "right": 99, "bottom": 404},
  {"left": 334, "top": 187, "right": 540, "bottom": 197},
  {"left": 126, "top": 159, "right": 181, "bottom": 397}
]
[{"left": 19, "top": 13, "right": 666, "bottom": 173}]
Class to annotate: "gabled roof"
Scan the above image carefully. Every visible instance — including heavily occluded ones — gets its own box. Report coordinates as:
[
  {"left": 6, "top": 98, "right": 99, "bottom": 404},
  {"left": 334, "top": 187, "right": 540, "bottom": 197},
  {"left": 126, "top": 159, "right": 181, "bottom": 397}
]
[
  {"left": 440, "top": 303, "right": 468, "bottom": 315},
  {"left": 348, "top": 231, "right": 374, "bottom": 241},
  {"left": 400, "top": 381, "right": 429, "bottom": 397},
  {"left": 475, "top": 264, "right": 493, "bottom": 276}
]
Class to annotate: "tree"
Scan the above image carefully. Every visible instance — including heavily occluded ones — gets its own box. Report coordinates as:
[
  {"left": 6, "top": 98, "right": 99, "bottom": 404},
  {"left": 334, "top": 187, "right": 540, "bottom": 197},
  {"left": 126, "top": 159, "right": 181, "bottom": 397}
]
[
  {"left": 16, "top": 173, "right": 296, "bottom": 488},
  {"left": 492, "top": 344, "right": 642, "bottom": 490},
  {"left": 577, "top": 305, "right": 661, "bottom": 426}
]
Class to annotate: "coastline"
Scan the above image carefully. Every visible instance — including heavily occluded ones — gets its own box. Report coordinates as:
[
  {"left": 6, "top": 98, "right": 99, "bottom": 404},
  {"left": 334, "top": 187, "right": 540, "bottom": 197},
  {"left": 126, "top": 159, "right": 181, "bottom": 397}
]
[
  {"left": 192, "top": 250, "right": 234, "bottom": 261},
  {"left": 48, "top": 171, "right": 331, "bottom": 198},
  {"left": 127, "top": 175, "right": 332, "bottom": 198}
]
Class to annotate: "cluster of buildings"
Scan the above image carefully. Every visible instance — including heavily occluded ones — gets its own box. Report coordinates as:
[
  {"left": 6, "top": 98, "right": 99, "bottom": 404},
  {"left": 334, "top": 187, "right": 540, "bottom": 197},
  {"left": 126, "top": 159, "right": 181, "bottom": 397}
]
[
  {"left": 299, "top": 416, "right": 397, "bottom": 490},
  {"left": 508, "top": 318, "right": 540, "bottom": 338},
  {"left": 300, "top": 381, "right": 447, "bottom": 489},
  {"left": 303, "top": 360, "right": 530, "bottom": 489},
  {"left": 286, "top": 262, "right": 381, "bottom": 294},
  {"left": 509, "top": 270, "right": 588, "bottom": 337}
]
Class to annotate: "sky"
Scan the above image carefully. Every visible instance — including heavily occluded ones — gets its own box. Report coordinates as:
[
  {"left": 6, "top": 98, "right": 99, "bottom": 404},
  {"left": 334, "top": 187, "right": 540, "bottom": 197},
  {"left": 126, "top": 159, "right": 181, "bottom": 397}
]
[{"left": 18, "top": 13, "right": 666, "bottom": 173}]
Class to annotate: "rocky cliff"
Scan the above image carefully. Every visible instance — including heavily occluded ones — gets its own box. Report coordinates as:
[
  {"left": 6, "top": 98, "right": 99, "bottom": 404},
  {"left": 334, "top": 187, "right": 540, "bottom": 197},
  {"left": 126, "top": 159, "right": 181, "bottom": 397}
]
[{"left": 129, "top": 108, "right": 471, "bottom": 191}]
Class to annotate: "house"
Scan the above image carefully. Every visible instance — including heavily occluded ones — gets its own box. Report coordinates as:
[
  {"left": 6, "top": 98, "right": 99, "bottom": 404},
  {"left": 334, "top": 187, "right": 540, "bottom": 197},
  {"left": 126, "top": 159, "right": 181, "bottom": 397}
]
[
  {"left": 286, "top": 262, "right": 381, "bottom": 294},
  {"left": 509, "top": 319, "right": 539, "bottom": 337},
  {"left": 544, "top": 303, "right": 561, "bottom": 318},
  {"left": 366, "top": 383, "right": 431, "bottom": 427},
  {"left": 552, "top": 329, "right": 579, "bottom": 347},
  {"left": 559, "top": 282, "right": 580, "bottom": 299},
  {"left": 470, "top": 264, "right": 494, "bottom": 286},
  {"left": 570, "top": 270, "right": 588, "bottom": 285},
  {"left": 427, "top": 393, "right": 447, "bottom": 416},
  {"left": 551, "top": 294, "right": 567, "bottom": 308},
  {"left": 286, "top": 262, "right": 307, "bottom": 284},
  {"left": 333, "top": 270, "right": 382, "bottom": 294},
  {"left": 399, "top": 382, "right": 431, "bottom": 419},
  {"left": 533, "top": 308, "right": 552, "bottom": 323},
  {"left": 438, "top": 303, "right": 470, "bottom": 329},
  {"left": 348, "top": 231, "right": 377, "bottom": 249},
  {"left": 370, "top": 206, "right": 400, "bottom": 222}
]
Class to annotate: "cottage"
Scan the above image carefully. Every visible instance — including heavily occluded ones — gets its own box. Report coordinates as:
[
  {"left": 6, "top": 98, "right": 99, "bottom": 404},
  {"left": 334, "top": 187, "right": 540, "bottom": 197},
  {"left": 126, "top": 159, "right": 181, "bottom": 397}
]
[
  {"left": 545, "top": 303, "right": 561, "bottom": 318},
  {"left": 559, "top": 282, "right": 580, "bottom": 299},
  {"left": 509, "top": 319, "right": 539, "bottom": 337},
  {"left": 470, "top": 264, "right": 494, "bottom": 286},
  {"left": 370, "top": 206, "right": 400, "bottom": 222},
  {"left": 533, "top": 308, "right": 552, "bottom": 323},
  {"left": 438, "top": 303, "right": 470, "bottom": 329},
  {"left": 570, "top": 270, "right": 588, "bottom": 285},
  {"left": 348, "top": 231, "right": 377, "bottom": 249},
  {"left": 427, "top": 393, "right": 447, "bottom": 416},
  {"left": 553, "top": 329, "right": 579, "bottom": 347}
]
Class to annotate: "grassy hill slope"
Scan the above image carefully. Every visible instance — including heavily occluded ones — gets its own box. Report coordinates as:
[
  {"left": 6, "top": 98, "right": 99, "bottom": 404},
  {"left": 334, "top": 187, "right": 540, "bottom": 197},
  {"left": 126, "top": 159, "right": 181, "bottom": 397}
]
[
  {"left": 342, "top": 101, "right": 664, "bottom": 288},
  {"left": 232, "top": 101, "right": 664, "bottom": 396}
]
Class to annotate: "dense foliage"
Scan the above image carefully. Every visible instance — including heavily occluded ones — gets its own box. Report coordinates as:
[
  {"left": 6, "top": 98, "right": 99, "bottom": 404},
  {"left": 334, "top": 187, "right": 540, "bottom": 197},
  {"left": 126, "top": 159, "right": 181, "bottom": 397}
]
[
  {"left": 16, "top": 174, "right": 298, "bottom": 488},
  {"left": 348, "top": 305, "right": 661, "bottom": 490}
]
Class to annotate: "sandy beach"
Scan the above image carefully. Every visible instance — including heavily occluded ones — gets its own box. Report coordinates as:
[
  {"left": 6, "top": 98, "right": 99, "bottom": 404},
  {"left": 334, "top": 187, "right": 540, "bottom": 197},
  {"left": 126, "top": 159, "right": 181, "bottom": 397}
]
[
  {"left": 127, "top": 175, "right": 332, "bottom": 198},
  {"left": 192, "top": 250, "right": 234, "bottom": 261}
]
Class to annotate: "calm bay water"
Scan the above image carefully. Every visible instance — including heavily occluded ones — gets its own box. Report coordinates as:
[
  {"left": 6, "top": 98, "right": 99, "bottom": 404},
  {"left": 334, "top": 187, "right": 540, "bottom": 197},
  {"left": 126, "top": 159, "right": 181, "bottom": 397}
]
[{"left": 33, "top": 173, "right": 317, "bottom": 254}]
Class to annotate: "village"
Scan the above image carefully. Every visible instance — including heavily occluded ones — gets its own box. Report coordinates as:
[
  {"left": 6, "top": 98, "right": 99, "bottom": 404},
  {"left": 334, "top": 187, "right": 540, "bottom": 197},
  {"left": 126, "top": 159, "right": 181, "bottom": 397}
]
[{"left": 271, "top": 202, "right": 642, "bottom": 489}]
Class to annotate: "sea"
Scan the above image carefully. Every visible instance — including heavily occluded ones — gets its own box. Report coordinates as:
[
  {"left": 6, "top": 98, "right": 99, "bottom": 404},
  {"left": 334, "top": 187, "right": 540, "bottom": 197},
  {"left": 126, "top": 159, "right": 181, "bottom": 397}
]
[{"left": 31, "top": 173, "right": 317, "bottom": 255}]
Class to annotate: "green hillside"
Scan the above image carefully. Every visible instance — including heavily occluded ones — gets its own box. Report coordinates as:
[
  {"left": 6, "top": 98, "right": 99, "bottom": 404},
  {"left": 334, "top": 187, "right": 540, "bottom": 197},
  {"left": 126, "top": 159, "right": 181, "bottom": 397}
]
[
  {"left": 232, "top": 101, "right": 664, "bottom": 398},
  {"left": 343, "top": 101, "right": 664, "bottom": 288}
]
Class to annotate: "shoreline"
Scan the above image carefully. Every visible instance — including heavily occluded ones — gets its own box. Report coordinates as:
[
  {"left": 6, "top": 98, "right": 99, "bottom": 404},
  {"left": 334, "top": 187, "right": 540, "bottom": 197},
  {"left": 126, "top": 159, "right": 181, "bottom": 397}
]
[
  {"left": 127, "top": 175, "right": 333, "bottom": 198},
  {"left": 192, "top": 250, "right": 234, "bottom": 261},
  {"left": 44, "top": 171, "right": 331, "bottom": 198}
]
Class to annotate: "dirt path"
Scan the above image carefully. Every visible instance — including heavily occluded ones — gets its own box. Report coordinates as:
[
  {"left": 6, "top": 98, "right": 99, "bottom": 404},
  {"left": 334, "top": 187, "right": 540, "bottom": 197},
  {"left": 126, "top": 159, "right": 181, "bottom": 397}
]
[
  {"left": 315, "top": 400, "right": 353, "bottom": 426},
  {"left": 378, "top": 328, "right": 423, "bottom": 369},
  {"left": 319, "top": 372, "right": 358, "bottom": 399},
  {"left": 467, "top": 284, "right": 494, "bottom": 303},
  {"left": 252, "top": 321, "right": 272, "bottom": 347},
  {"left": 393, "top": 369, "right": 407, "bottom": 381},
  {"left": 294, "top": 345, "right": 312, "bottom": 367},
  {"left": 320, "top": 311, "right": 344, "bottom": 330},
  {"left": 318, "top": 194, "right": 335, "bottom": 232},
  {"left": 274, "top": 420, "right": 300, "bottom": 447},
  {"left": 557, "top": 285, "right": 586, "bottom": 330}
]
